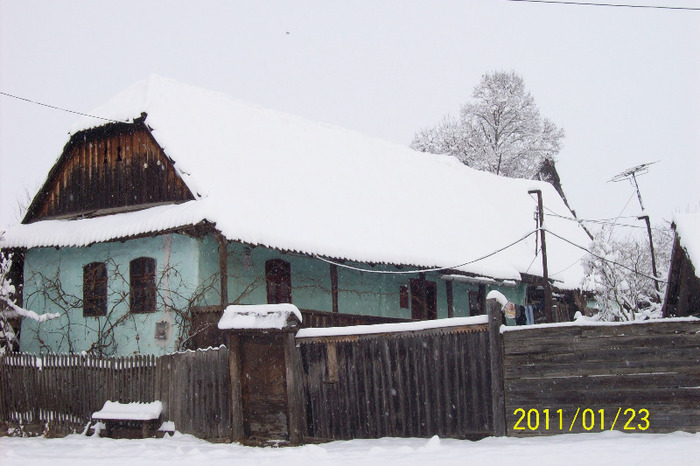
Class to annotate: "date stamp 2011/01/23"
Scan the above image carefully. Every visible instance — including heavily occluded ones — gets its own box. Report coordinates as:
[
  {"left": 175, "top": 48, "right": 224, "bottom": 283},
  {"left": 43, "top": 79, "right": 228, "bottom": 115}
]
[{"left": 512, "top": 408, "right": 650, "bottom": 432}]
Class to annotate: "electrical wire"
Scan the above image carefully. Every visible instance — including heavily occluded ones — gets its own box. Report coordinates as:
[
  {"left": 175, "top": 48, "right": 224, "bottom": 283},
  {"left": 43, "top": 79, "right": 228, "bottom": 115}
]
[
  {"left": 543, "top": 209, "right": 669, "bottom": 232},
  {"left": 314, "top": 229, "right": 538, "bottom": 275},
  {"left": 505, "top": 0, "right": 700, "bottom": 11},
  {"left": 544, "top": 228, "right": 666, "bottom": 283},
  {"left": 314, "top": 225, "right": 666, "bottom": 287},
  {"left": 0, "top": 91, "right": 127, "bottom": 124}
]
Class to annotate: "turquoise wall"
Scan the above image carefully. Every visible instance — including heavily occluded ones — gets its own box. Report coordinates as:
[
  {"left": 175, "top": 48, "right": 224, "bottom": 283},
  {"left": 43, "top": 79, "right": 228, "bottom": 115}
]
[
  {"left": 20, "top": 232, "right": 527, "bottom": 355},
  {"left": 222, "top": 243, "right": 525, "bottom": 320},
  {"left": 20, "top": 234, "right": 211, "bottom": 356}
]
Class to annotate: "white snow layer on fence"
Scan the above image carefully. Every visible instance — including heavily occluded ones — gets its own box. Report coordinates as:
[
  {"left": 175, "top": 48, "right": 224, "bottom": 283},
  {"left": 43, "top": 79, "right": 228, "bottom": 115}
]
[
  {"left": 486, "top": 290, "right": 509, "bottom": 308},
  {"left": 218, "top": 303, "right": 302, "bottom": 330},
  {"left": 1, "top": 75, "right": 592, "bottom": 289},
  {"left": 296, "top": 315, "right": 488, "bottom": 339}
]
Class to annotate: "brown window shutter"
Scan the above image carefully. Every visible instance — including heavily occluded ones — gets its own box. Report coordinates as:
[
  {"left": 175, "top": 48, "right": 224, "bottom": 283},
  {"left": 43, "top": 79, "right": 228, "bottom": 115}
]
[
  {"left": 130, "top": 257, "right": 156, "bottom": 313},
  {"left": 266, "top": 259, "right": 292, "bottom": 304},
  {"left": 83, "top": 262, "right": 107, "bottom": 317}
]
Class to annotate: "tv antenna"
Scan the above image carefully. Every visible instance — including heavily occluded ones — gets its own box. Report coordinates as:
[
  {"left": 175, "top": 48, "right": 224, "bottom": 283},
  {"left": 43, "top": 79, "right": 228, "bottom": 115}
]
[
  {"left": 608, "top": 161, "right": 661, "bottom": 294},
  {"left": 608, "top": 161, "right": 659, "bottom": 211}
]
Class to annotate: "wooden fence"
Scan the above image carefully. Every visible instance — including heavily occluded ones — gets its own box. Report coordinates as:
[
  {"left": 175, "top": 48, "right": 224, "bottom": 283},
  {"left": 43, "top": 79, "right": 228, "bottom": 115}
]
[
  {"left": 502, "top": 320, "right": 700, "bottom": 435},
  {"left": 4, "top": 311, "right": 700, "bottom": 442},
  {"left": 297, "top": 321, "right": 494, "bottom": 440},
  {"left": 299, "top": 309, "right": 410, "bottom": 329},
  {"left": 0, "top": 347, "right": 230, "bottom": 440},
  {"left": 190, "top": 306, "right": 409, "bottom": 350}
]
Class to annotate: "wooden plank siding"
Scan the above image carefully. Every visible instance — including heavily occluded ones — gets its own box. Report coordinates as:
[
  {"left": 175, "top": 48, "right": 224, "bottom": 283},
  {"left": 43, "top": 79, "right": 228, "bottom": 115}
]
[
  {"left": 663, "top": 236, "right": 700, "bottom": 317},
  {"left": 502, "top": 321, "right": 700, "bottom": 435},
  {"left": 297, "top": 323, "right": 493, "bottom": 440},
  {"left": 23, "top": 123, "right": 193, "bottom": 224}
]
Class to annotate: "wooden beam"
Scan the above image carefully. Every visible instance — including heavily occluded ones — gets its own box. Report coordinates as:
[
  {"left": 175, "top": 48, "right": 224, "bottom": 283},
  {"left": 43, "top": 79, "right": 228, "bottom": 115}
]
[
  {"left": 285, "top": 331, "right": 307, "bottom": 444},
  {"left": 330, "top": 263, "right": 339, "bottom": 313},
  {"left": 487, "top": 298, "right": 506, "bottom": 436},
  {"left": 217, "top": 233, "right": 228, "bottom": 307},
  {"left": 446, "top": 280, "right": 454, "bottom": 318},
  {"left": 227, "top": 335, "right": 244, "bottom": 441}
]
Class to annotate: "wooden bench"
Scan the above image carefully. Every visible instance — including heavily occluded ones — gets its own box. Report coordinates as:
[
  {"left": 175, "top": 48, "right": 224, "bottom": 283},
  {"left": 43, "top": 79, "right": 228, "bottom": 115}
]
[{"left": 92, "top": 401, "right": 164, "bottom": 439}]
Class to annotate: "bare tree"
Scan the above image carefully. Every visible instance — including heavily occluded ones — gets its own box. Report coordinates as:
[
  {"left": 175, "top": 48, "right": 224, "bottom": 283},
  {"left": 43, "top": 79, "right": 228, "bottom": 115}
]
[
  {"left": 21, "top": 259, "right": 253, "bottom": 356},
  {"left": 411, "top": 71, "right": 565, "bottom": 186}
]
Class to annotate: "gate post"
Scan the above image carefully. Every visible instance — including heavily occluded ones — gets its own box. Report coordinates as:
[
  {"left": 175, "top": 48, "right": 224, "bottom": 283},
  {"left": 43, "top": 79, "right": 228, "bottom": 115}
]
[
  {"left": 218, "top": 304, "right": 305, "bottom": 445},
  {"left": 487, "top": 297, "right": 506, "bottom": 436}
]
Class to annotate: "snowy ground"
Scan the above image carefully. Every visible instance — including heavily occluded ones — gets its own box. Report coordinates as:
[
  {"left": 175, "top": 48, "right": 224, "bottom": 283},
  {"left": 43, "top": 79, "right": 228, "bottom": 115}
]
[{"left": 2, "top": 431, "right": 699, "bottom": 465}]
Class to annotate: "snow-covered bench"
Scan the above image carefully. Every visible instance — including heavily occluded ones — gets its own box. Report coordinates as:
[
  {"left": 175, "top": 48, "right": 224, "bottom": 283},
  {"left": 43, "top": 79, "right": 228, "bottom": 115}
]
[{"left": 91, "top": 401, "right": 164, "bottom": 438}]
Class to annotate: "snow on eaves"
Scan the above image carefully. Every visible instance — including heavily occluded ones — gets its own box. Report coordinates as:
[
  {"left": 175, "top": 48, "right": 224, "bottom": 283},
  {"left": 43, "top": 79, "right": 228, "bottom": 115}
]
[
  {"left": 5, "top": 75, "right": 592, "bottom": 289},
  {"left": 2, "top": 201, "right": 208, "bottom": 249}
]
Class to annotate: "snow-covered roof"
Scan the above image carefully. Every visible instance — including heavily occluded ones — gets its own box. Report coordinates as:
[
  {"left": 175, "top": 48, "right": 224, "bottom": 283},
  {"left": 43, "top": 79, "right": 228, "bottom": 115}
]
[
  {"left": 673, "top": 212, "right": 700, "bottom": 277},
  {"left": 2, "top": 75, "right": 592, "bottom": 288}
]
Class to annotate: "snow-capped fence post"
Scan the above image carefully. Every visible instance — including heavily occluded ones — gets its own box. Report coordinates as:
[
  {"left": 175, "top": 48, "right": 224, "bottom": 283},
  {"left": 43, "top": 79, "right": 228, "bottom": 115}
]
[
  {"left": 487, "top": 297, "right": 506, "bottom": 437},
  {"left": 218, "top": 304, "right": 305, "bottom": 445}
]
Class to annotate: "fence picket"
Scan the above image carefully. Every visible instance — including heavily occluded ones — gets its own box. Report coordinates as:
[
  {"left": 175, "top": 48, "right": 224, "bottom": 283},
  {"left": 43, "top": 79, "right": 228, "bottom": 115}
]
[{"left": 0, "top": 347, "right": 230, "bottom": 439}]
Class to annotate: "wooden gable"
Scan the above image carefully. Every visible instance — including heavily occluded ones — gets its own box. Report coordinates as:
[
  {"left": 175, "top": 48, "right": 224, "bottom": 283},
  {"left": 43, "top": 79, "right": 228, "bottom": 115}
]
[
  {"left": 23, "top": 118, "right": 194, "bottom": 224},
  {"left": 663, "top": 236, "right": 700, "bottom": 317}
]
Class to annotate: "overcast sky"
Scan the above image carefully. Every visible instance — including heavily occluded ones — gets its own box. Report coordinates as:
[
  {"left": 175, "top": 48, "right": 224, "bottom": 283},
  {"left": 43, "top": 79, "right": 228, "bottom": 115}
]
[{"left": 1, "top": 0, "right": 698, "bottom": 235}]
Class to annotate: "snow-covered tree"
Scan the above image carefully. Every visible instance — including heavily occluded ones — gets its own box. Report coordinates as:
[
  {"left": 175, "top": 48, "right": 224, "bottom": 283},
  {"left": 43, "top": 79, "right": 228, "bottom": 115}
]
[
  {"left": 411, "top": 71, "right": 565, "bottom": 185},
  {"left": 1, "top": 234, "right": 62, "bottom": 353},
  {"left": 1, "top": 247, "right": 20, "bottom": 352},
  {"left": 582, "top": 223, "right": 673, "bottom": 321}
]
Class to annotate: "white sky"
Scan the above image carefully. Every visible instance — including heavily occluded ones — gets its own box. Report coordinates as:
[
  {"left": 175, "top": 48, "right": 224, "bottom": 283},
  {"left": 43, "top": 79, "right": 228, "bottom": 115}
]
[{"left": 1, "top": 0, "right": 699, "bottom": 233}]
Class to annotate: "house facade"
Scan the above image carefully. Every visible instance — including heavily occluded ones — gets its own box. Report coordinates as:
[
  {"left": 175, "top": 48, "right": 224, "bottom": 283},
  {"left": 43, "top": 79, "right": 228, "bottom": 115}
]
[{"left": 3, "top": 76, "right": 590, "bottom": 356}]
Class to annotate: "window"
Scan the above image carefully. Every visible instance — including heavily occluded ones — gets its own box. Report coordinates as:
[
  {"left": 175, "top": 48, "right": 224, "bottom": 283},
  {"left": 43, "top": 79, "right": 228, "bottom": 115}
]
[
  {"left": 130, "top": 257, "right": 156, "bottom": 313},
  {"left": 266, "top": 259, "right": 292, "bottom": 304},
  {"left": 410, "top": 278, "right": 437, "bottom": 320},
  {"left": 399, "top": 285, "right": 409, "bottom": 309},
  {"left": 469, "top": 291, "right": 481, "bottom": 316},
  {"left": 83, "top": 262, "right": 107, "bottom": 317}
]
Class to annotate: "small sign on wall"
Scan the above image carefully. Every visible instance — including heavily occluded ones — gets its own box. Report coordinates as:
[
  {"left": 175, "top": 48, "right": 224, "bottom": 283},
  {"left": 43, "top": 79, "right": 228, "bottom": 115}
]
[
  {"left": 155, "top": 321, "right": 169, "bottom": 340},
  {"left": 504, "top": 302, "right": 516, "bottom": 320}
]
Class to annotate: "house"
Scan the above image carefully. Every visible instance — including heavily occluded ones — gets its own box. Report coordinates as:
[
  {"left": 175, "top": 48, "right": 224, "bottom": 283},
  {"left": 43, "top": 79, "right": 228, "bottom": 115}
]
[
  {"left": 1, "top": 76, "right": 592, "bottom": 356},
  {"left": 662, "top": 212, "right": 700, "bottom": 317}
]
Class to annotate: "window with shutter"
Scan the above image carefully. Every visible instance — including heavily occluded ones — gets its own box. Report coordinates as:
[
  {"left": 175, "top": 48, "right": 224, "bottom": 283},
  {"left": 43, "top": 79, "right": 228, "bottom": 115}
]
[
  {"left": 130, "top": 257, "right": 156, "bottom": 313},
  {"left": 83, "top": 262, "right": 107, "bottom": 317},
  {"left": 265, "top": 259, "right": 292, "bottom": 304}
]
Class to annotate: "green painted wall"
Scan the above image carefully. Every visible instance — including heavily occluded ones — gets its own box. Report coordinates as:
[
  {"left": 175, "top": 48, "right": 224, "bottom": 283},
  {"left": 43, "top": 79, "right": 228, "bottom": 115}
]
[
  {"left": 20, "top": 234, "right": 207, "bottom": 356},
  {"left": 222, "top": 242, "right": 525, "bottom": 320},
  {"left": 20, "top": 231, "right": 528, "bottom": 355}
]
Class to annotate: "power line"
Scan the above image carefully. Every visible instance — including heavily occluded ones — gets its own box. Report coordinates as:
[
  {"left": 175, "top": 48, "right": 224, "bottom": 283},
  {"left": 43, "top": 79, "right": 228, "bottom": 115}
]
[
  {"left": 505, "top": 0, "right": 700, "bottom": 11},
  {"left": 545, "top": 228, "right": 666, "bottom": 283},
  {"left": 0, "top": 91, "right": 127, "bottom": 124},
  {"left": 314, "top": 229, "right": 538, "bottom": 275},
  {"left": 544, "top": 209, "right": 669, "bottom": 232},
  {"left": 316, "top": 226, "right": 665, "bottom": 287}
]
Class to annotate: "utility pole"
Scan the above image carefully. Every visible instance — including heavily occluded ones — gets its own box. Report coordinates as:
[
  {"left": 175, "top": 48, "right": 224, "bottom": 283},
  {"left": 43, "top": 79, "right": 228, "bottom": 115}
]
[
  {"left": 609, "top": 162, "right": 660, "bottom": 293},
  {"left": 529, "top": 189, "right": 553, "bottom": 322}
]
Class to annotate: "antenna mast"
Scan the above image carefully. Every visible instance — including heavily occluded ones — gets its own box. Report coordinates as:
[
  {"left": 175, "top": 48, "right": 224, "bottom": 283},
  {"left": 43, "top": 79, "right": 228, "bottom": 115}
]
[{"left": 609, "top": 161, "right": 660, "bottom": 295}]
